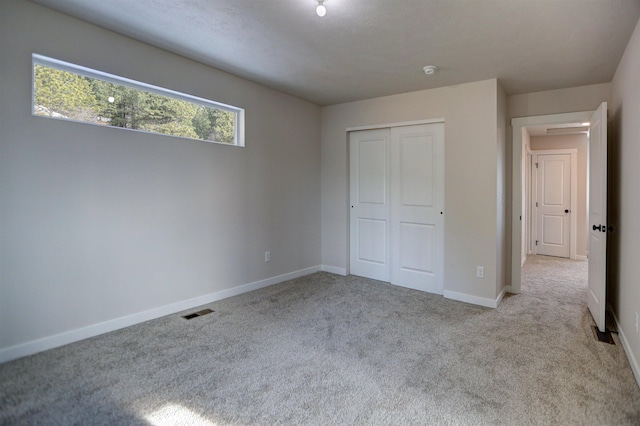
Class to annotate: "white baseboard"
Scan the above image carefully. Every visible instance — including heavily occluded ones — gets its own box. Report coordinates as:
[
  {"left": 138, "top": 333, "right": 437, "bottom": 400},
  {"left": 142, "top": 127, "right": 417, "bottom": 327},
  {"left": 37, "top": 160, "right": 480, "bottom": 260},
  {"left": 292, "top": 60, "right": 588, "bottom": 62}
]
[
  {"left": 0, "top": 266, "right": 321, "bottom": 364},
  {"left": 443, "top": 290, "right": 502, "bottom": 309},
  {"left": 495, "top": 288, "right": 507, "bottom": 307},
  {"left": 575, "top": 255, "right": 588, "bottom": 261},
  {"left": 504, "top": 285, "right": 521, "bottom": 295},
  {"left": 611, "top": 310, "right": 640, "bottom": 389},
  {"left": 321, "top": 265, "right": 347, "bottom": 276}
]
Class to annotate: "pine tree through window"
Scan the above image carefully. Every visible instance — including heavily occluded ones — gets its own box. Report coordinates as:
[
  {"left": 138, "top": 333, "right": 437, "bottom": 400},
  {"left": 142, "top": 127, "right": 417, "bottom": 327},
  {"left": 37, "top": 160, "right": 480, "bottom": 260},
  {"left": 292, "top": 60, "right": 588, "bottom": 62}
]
[{"left": 32, "top": 54, "right": 244, "bottom": 146}]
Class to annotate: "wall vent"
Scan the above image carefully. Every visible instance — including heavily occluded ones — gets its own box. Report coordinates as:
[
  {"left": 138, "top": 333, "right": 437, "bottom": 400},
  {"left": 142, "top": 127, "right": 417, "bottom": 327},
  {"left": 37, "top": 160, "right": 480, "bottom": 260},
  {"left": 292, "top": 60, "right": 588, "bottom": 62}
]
[
  {"left": 182, "top": 308, "right": 214, "bottom": 320},
  {"left": 591, "top": 325, "right": 615, "bottom": 344}
]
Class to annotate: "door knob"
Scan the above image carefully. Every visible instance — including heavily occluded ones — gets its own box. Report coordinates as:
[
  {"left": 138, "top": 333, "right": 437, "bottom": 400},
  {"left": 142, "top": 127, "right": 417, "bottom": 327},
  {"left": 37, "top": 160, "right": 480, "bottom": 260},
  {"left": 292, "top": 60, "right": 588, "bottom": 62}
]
[
  {"left": 565, "top": 209, "right": 570, "bottom": 213},
  {"left": 593, "top": 224, "right": 602, "bottom": 231}
]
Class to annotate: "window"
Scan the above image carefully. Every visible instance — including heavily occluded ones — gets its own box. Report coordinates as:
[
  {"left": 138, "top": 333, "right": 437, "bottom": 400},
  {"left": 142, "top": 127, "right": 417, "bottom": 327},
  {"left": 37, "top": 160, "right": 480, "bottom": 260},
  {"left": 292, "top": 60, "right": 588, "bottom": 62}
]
[{"left": 32, "top": 54, "right": 245, "bottom": 146}]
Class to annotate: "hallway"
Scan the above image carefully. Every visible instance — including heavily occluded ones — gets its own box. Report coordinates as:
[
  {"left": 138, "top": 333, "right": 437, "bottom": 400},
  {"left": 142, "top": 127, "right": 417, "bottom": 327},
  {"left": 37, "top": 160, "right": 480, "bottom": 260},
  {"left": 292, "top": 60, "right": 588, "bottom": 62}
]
[{"left": 521, "top": 254, "right": 588, "bottom": 300}]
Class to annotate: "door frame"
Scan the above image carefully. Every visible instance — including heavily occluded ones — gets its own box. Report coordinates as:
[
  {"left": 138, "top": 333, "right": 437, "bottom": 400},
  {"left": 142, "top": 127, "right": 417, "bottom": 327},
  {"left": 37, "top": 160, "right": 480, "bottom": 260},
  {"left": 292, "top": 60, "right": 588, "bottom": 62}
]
[
  {"left": 530, "top": 148, "right": 578, "bottom": 259},
  {"left": 510, "top": 111, "right": 592, "bottom": 293}
]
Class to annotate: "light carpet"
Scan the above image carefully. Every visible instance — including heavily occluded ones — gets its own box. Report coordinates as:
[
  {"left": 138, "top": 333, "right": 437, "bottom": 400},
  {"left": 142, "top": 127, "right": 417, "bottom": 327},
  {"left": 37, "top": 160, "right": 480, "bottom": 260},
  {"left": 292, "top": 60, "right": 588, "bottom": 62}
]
[{"left": 1, "top": 256, "right": 639, "bottom": 425}]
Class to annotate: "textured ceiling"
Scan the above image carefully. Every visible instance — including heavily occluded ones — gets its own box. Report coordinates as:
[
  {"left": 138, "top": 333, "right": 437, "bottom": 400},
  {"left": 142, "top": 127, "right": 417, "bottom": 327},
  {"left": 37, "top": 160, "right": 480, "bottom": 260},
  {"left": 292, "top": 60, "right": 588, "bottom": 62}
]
[{"left": 31, "top": 0, "right": 640, "bottom": 106}]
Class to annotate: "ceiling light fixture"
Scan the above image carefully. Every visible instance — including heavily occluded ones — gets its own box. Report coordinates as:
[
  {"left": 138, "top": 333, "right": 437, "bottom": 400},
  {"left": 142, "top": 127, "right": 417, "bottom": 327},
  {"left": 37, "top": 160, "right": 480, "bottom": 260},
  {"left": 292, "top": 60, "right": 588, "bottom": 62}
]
[
  {"left": 316, "top": 0, "right": 327, "bottom": 17},
  {"left": 423, "top": 65, "right": 438, "bottom": 75}
]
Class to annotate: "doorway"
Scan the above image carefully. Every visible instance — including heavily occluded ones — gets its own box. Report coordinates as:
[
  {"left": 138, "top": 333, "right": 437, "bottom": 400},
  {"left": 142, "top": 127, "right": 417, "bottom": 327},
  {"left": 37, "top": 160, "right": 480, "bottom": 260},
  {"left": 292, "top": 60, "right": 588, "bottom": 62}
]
[
  {"left": 511, "top": 104, "right": 608, "bottom": 332},
  {"left": 511, "top": 110, "right": 593, "bottom": 292}
]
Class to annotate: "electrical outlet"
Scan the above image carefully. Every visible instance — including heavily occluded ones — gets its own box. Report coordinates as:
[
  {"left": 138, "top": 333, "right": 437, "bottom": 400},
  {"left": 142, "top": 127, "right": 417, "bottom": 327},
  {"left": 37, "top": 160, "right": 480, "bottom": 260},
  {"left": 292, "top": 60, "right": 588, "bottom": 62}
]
[
  {"left": 265, "top": 251, "right": 271, "bottom": 262},
  {"left": 476, "top": 266, "right": 484, "bottom": 278}
]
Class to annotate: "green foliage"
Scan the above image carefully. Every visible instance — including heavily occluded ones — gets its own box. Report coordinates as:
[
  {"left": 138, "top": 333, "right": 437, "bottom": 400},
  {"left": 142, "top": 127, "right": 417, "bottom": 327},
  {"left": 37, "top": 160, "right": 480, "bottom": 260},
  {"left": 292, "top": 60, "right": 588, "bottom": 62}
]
[
  {"left": 94, "top": 82, "right": 145, "bottom": 128},
  {"left": 210, "top": 109, "right": 236, "bottom": 144},
  {"left": 34, "top": 64, "right": 237, "bottom": 143},
  {"left": 192, "top": 106, "right": 235, "bottom": 143},
  {"left": 33, "top": 64, "right": 97, "bottom": 118},
  {"left": 192, "top": 107, "right": 212, "bottom": 140},
  {"left": 140, "top": 96, "right": 199, "bottom": 139}
]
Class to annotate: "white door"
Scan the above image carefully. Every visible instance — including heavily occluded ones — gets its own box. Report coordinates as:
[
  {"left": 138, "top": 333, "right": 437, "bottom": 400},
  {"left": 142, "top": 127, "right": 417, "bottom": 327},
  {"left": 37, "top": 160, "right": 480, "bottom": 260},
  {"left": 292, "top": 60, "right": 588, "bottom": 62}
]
[
  {"left": 349, "top": 129, "right": 391, "bottom": 282},
  {"left": 588, "top": 102, "right": 608, "bottom": 332},
  {"left": 349, "top": 123, "right": 445, "bottom": 294},
  {"left": 535, "top": 153, "right": 571, "bottom": 258},
  {"left": 390, "top": 124, "right": 444, "bottom": 294}
]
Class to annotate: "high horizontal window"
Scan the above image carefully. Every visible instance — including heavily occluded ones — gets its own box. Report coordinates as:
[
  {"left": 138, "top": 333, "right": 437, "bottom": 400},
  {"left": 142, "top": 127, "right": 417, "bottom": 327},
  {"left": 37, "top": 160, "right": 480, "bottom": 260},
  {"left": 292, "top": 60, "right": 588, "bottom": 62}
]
[{"left": 32, "top": 54, "right": 245, "bottom": 146}]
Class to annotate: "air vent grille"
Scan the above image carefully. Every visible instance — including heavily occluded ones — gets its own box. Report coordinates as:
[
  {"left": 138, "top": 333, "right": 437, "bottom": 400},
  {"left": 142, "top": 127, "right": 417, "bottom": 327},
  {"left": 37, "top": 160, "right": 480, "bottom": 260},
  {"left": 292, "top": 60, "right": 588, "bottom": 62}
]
[
  {"left": 182, "top": 308, "right": 214, "bottom": 320},
  {"left": 591, "top": 326, "right": 615, "bottom": 344}
]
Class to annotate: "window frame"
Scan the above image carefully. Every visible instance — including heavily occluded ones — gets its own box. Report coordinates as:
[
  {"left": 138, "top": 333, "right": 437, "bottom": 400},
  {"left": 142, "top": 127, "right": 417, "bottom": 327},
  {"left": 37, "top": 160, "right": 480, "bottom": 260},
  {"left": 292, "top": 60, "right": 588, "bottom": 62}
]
[{"left": 32, "top": 53, "right": 245, "bottom": 147}]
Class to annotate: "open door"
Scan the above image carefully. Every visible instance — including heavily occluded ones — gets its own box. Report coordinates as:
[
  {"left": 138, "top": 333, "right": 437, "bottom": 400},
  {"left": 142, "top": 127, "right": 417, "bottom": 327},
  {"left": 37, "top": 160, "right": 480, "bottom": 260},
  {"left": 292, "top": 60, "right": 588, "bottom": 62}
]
[{"left": 587, "top": 102, "right": 607, "bottom": 332}]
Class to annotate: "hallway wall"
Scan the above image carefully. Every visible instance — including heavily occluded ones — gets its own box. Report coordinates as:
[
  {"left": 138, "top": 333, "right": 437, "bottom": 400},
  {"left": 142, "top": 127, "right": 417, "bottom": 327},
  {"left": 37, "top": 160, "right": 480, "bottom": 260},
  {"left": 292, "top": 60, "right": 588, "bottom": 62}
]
[{"left": 610, "top": 15, "right": 640, "bottom": 385}]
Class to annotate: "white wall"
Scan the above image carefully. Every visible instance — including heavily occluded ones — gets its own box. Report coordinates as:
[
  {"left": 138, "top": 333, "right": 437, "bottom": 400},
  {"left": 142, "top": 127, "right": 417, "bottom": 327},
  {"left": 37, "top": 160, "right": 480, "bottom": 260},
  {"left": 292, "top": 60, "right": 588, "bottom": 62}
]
[
  {"left": 610, "top": 16, "right": 640, "bottom": 385},
  {"left": 508, "top": 83, "right": 611, "bottom": 119},
  {"left": 321, "top": 79, "right": 502, "bottom": 305},
  {"left": 0, "top": 0, "right": 321, "bottom": 359},
  {"left": 529, "top": 134, "right": 589, "bottom": 258}
]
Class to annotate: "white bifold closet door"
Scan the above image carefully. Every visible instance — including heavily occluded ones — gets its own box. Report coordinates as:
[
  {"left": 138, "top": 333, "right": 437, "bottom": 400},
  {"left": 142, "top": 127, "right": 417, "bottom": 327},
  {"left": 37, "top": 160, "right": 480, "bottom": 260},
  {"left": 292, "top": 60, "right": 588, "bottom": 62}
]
[{"left": 349, "top": 123, "right": 444, "bottom": 294}]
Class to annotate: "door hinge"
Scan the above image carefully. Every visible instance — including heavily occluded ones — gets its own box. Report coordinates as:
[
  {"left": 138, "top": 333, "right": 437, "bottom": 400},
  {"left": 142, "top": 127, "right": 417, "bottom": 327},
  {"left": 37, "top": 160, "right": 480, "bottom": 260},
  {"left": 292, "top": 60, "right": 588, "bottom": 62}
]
[
  {"left": 536, "top": 201, "right": 538, "bottom": 207},
  {"left": 535, "top": 162, "right": 539, "bottom": 168}
]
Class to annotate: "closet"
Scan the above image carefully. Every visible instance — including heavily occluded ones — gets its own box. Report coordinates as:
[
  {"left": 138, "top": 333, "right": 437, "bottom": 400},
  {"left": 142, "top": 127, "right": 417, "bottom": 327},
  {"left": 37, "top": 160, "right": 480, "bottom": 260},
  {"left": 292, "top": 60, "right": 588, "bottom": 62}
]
[{"left": 349, "top": 122, "right": 444, "bottom": 294}]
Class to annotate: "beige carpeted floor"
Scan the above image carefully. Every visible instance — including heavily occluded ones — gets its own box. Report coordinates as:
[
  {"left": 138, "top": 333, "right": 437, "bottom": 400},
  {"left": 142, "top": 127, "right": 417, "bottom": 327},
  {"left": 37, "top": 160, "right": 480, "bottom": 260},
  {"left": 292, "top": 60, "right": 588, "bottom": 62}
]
[{"left": 1, "top": 255, "right": 639, "bottom": 425}]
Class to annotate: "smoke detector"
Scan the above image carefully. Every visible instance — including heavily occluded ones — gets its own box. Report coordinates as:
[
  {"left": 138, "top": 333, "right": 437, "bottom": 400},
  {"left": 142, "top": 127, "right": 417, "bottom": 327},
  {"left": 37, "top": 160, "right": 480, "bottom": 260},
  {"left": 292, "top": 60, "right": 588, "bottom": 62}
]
[{"left": 423, "top": 65, "right": 438, "bottom": 75}]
